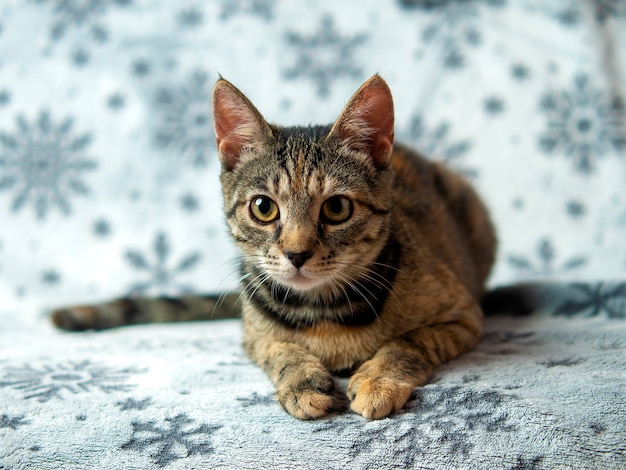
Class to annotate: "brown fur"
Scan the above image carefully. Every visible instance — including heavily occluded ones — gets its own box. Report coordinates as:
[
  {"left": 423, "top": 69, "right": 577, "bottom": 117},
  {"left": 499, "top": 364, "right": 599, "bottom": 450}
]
[
  {"left": 51, "top": 75, "right": 496, "bottom": 421},
  {"left": 214, "top": 75, "right": 496, "bottom": 419}
]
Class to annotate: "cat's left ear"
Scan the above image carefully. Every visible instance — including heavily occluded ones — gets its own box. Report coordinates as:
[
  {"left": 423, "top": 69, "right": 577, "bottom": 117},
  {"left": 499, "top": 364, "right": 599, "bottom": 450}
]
[
  {"left": 212, "top": 78, "right": 273, "bottom": 171},
  {"left": 327, "top": 74, "right": 394, "bottom": 169}
]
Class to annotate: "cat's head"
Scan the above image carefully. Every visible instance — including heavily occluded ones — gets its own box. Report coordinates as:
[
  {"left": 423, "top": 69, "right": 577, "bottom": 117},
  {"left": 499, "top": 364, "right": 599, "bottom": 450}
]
[{"left": 212, "top": 75, "right": 395, "bottom": 296}]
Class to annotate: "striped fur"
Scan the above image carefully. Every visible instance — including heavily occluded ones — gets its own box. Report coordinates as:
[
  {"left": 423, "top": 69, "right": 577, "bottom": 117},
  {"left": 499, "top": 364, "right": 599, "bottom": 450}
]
[{"left": 52, "top": 75, "right": 497, "bottom": 420}]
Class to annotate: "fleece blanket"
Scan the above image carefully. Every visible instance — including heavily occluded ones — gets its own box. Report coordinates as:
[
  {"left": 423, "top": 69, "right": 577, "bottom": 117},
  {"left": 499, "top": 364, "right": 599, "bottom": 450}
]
[
  {"left": 1, "top": 283, "right": 625, "bottom": 469},
  {"left": 1, "top": 0, "right": 625, "bottom": 468}
]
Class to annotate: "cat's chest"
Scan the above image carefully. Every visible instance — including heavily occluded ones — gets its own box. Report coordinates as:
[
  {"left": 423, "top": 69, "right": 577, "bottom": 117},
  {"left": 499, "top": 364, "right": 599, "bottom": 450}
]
[{"left": 294, "top": 321, "right": 384, "bottom": 371}]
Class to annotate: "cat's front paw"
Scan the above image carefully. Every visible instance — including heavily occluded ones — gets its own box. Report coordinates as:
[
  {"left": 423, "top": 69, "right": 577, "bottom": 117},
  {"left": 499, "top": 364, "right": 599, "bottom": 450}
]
[
  {"left": 275, "top": 369, "right": 335, "bottom": 420},
  {"left": 347, "top": 371, "right": 414, "bottom": 420}
]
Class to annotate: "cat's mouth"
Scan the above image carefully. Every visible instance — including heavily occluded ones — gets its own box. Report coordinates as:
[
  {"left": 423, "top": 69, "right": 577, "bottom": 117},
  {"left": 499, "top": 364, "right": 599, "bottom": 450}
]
[{"left": 275, "top": 268, "right": 326, "bottom": 291}]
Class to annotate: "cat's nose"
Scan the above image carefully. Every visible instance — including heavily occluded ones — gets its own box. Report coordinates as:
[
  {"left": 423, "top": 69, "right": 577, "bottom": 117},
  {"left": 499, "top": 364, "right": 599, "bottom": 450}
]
[{"left": 284, "top": 250, "right": 313, "bottom": 269}]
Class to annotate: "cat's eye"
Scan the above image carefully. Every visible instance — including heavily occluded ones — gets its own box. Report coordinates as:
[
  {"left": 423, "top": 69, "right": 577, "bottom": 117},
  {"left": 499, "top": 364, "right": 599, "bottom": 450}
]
[
  {"left": 250, "top": 196, "right": 280, "bottom": 224},
  {"left": 321, "top": 196, "right": 353, "bottom": 224}
]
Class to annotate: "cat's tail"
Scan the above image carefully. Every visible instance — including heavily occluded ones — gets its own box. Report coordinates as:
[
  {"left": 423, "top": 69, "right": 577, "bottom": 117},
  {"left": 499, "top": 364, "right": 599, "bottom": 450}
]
[
  {"left": 51, "top": 293, "right": 241, "bottom": 331},
  {"left": 480, "top": 283, "right": 544, "bottom": 316}
]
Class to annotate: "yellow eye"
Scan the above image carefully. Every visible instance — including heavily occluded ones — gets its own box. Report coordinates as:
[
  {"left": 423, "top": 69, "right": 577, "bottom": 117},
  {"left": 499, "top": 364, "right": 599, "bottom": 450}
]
[
  {"left": 250, "top": 196, "right": 279, "bottom": 223},
  {"left": 321, "top": 196, "right": 353, "bottom": 224}
]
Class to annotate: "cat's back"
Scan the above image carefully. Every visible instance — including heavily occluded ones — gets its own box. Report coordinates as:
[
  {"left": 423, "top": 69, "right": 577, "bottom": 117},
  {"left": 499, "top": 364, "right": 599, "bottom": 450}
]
[{"left": 389, "top": 143, "right": 496, "bottom": 298}]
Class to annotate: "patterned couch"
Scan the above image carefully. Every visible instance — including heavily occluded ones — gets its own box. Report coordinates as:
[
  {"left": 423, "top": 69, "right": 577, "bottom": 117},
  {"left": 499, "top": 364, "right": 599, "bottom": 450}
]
[{"left": 1, "top": 1, "right": 625, "bottom": 468}]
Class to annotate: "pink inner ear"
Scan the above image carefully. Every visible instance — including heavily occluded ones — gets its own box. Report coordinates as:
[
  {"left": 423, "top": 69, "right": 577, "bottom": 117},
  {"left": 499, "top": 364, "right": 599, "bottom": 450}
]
[
  {"left": 334, "top": 76, "right": 395, "bottom": 169},
  {"left": 213, "top": 88, "right": 245, "bottom": 169},
  {"left": 212, "top": 82, "right": 265, "bottom": 170},
  {"left": 359, "top": 83, "right": 394, "bottom": 168}
]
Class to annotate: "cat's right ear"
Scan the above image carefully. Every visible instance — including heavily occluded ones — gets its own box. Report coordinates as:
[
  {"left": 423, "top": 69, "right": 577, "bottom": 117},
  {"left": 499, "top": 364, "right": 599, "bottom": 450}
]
[{"left": 212, "top": 79, "right": 273, "bottom": 171}]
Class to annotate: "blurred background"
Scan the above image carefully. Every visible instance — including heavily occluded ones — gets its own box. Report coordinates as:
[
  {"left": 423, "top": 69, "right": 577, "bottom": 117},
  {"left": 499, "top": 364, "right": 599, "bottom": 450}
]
[{"left": 0, "top": 0, "right": 625, "bottom": 323}]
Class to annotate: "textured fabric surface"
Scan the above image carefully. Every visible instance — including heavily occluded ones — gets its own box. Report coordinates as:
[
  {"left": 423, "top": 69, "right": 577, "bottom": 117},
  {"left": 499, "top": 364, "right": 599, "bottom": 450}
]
[
  {"left": 1, "top": 0, "right": 625, "bottom": 468},
  {"left": 1, "top": 283, "right": 625, "bottom": 469}
]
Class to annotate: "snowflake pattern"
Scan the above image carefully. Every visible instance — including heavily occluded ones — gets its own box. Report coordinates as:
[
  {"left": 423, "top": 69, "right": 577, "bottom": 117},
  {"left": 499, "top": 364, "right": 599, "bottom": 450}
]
[
  {"left": 0, "top": 111, "right": 97, "bottom": 219},
  {"left": 131, "top": 58, "right": 151, "bottom": 78},
  {"left": 511, "top": 455, "right": 546, "bottom": 470},
  {"left": 284, "top": 15, "right": 368, "bottom": 97},
  {"left": 236, "top": 392, "right": 275, "bottom": 408},
  {"left": 177, "top": 6, "right": 204, "bottom": 28},
  {"left": 540, "top": 357, "right": 585, "bottom": 368},
  {"left": 125, "top": 231, "right": 202, "bottom": 295},
  {"left": 0, "top": 89, "right": 11, "bottom": 106},
  {"left": 523, "top": 0, "right": 626, "bottom": 25},
  {"left": 592, "top": 0, "right": 626, "bottom": 21},
  {"left": 179, "top": 193, "right": 200, "bottom": 213},
  {"left": 313, "top": 385, "right": 517, "bottom": 467},
  {"left": 0, "top": 414, "right": 29, "bottom": 430},
  {"left": 399, "top": 114, "right": 476, "bottom": 178},
  {"left": 34, "top": 0, "right": 132, "bottom": 41},
  {"left": 107, "top": 92, "right": 126, "bottom": 111},
  {"left": 483, "top": 96, "right": 506, "bottom": 115},
  {"left": 553, "top": 282, "right": 626, "bottom": 319},
  {"left": 121, "top": 413, "right": 222, "bottom": 467},
  {"left": 0, "top": 361, "right": 143, "bottom": 402},
  {"left": 565, "top": 200, "right": 586, "bottom": 218},
  {"left": 153, "top": 70, "right": 215, "bottom": 166},
  {"left": 538, "top": 74, "right": 626, "bottom": 174},
  {"left": 93, "top": 217, "right": 112, "bottom": 237},
  {"left": 219, "top": 0, "right": 274, "bottom": 20},
  {"left": 41, "top": 269, "right": 61, "bottom": 285},
  {"left": 511, "top": 63, "right": 531, "bottom": 81},
  {"left": 407, "top": 0, "right": 506, "bottom": 69},
  {"left": 117, "top": 397, "right": 152, "bottom": 411},
  {"left": 71, "top": 48, "right": 90, "bottom": 67},
  {"left": 507, "top": 238, "right": 587, "bottom": 277}
]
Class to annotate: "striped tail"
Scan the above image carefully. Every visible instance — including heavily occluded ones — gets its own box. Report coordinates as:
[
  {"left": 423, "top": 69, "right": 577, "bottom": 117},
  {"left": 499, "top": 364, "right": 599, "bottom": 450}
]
[{"left": 51, "top": 293, "right": 241, "bottom": 331}]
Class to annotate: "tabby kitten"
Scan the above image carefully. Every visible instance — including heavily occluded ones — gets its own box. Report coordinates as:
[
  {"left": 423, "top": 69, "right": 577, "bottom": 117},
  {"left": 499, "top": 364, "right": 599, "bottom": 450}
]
[{"left": 52, "top": 75, "right": 496, "bottom": 420}]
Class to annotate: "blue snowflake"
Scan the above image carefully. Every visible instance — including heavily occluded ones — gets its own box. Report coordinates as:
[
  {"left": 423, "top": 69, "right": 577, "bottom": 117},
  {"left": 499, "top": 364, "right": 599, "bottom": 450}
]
[
  {"left": 177, "top": 6, "right": 204, "bottom": 27},
  {"left": 511, "top": 455, "right": 546, "bottom": 470},
  {"left": 399, "top": 0, "right": 505, "bottom": 7},
  {"left": 179, "top": 193, "right": 200, "bottom": 213},
  {"left": 107, "top": 92, "right": 126, "bottom": 110},
  {"left": 117, "top": 397, "right": 152, "bottom": 411},
  {"left": 0, "top": 110, "right": 97, "bottom": 220},
  {"left": 71, "top": 47, "right": 90, "bottom": 66},
  {"left": 153, "top": 70, "right": 215, "bottom": 167},
  {"left": 407, "top": 0, "right": 505, "bottom": 70},
  {"left": 483, "top": 96, "right": 505, "bottom": 115},
  {"left": 236, "top": 392, "right": 275, "bottom": 408},
  {"left": 511, "top": 63, "right": 531, "bottom": 81},
  {"left": 0, "top": 360, "right": 143, "bottom": 402},
  {"left": 507, "top": 238, "right": 587, "bottom": 277},
  {"left": 93, "top": 217, "right": 112, "bottom": 237},
  {"left": 125, "top": 231, "right": 202, "bottom": 295},
  {"left": 219, "top": 0, "right": 274, "bottom": 20},
  {"left": 399, "top": 115, "right": 476, "bottom": 178},
  {"left": 0, "top": 414, "right": 29, "bottom": 430},
  {"left": 34, "top": 0, "right": 132, "bottom": 40},
  {"left": 284, "top": 15, "right": 368, "bottom": 98},
  {"left": 0, "top": 89, "right": 11, "bottom": 106},
  {"left": 523, "top": 0, "right": 626, "bottom": 25},
  {"left": 538, "top": 74, "right": 626, "bottom": 174},
  {"left": 121, "top": 414, "right": 222, "bottom": 467},
  {"left": 91, "top": 23, "right": 108, "bottom": 42},
  {"left": 592, "top": 0, "right": 626, "bottom": 21},
  {"left": 131, "top": 59, "right": 151, "bottom": 78},
  {"left": 41, "top": 269, "right": 61, "bottom": 285},
  {"left": 565, "top": 200, "right": 585, "bottom": 218},
  {"left": 553, "top": 282, "right": 626, "bottom": 319},
  {"left": 314, "top": 385, "right": 517, "bottom": 467}
]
